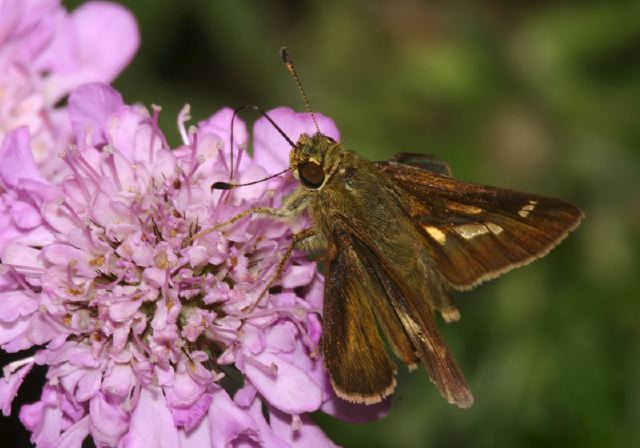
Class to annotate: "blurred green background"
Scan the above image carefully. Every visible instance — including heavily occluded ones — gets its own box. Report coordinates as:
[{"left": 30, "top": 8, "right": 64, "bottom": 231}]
[{"left": 61, "top": 1, "right": 640, "bottom": 447}]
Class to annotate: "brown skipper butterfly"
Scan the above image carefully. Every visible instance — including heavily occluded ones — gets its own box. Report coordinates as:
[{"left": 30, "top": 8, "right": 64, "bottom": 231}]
[{"left": 200, "top": 48, "right": 584, "bottom": 408}]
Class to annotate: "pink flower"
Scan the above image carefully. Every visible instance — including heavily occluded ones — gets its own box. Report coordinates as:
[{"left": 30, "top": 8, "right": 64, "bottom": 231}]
[
  {"left": 0, "top": 83, "right": 388, "bottom": 447},
  {"left": 0, "top": 0, "right": 139, "bottom": 179}
]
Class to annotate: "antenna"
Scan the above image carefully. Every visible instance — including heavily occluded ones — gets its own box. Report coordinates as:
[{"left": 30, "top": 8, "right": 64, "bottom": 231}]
[
  {"left": 280, "top": 47, "right": 321, "bottom": 134},
  {"left": 212, "top": 166, "right": 292, "bottom": 190},
  {"left": 228, "top": 105, "right": 296, "bottom": 184}
]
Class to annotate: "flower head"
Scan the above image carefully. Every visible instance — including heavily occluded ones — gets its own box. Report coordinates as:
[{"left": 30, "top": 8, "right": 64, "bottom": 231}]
[{"left": 0, "top": 83, "right": 388, "bottom": 447}]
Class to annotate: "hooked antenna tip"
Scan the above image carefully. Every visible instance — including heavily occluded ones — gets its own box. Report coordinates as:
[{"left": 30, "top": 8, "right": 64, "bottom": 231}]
[
  {"left": 280, "top": 47, "right": 291, "bottom": 64},
  {"left": 278, "top": 47, "right": 321, "bottom": 134},
  {"left": 212, "top": 182, "right": 234, "bottom": 190}
]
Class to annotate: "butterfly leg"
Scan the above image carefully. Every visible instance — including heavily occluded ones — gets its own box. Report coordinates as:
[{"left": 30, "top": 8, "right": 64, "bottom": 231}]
[
  {"left": 188, "top": 206, "right": 292, "bottom": 242},
  {"left": 431, "top": 282, "right": 461, "bottom": 323},
  {"left": 187, "top": 188, "right": 312, "bottom": 243},
  {"left": 243, "top": 227, "right": 316, "bottom": 313},
  {"left": 440, "top": 305, "right": 461, "bottom": 323}
]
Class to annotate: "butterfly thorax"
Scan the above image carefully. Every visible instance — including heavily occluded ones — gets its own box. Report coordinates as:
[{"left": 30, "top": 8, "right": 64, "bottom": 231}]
[{"left": 306, "top": 150, "right": 434, "bottom": 287}]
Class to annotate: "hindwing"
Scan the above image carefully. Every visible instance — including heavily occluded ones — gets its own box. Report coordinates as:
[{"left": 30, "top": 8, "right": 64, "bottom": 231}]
[{"left": 322, "top": 220, "right": 473, "bottom": 407}]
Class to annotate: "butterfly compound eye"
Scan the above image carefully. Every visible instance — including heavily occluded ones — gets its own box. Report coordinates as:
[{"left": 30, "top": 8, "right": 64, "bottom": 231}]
[{"left": 299, "top": 161, "right": 325, "bottom": 188}]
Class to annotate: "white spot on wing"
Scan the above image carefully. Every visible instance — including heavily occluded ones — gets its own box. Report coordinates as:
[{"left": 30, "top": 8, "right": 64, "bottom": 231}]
[
  {"left": 447, "top": 203, "right": 483, "bottom": 214},
  {"left": 455, "top": 224, "right": 489, "bottom": 239},
  {"left": 518, "top": 201, "right": 536, "bottom": 218},
  {"left": 425, "top": 226, "right": 447, "bottom": 245},
  {"left": 487, "top": 222, "right": 503, "bottom": 235}
]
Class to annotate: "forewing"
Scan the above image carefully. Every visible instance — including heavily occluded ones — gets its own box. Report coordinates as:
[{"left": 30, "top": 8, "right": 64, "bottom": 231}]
[
  {"left": 377, "top": 160, "right": 584, "bottom": 290},
  {"left": 322, "top": 226, "right": 399, "bottom": 404}
]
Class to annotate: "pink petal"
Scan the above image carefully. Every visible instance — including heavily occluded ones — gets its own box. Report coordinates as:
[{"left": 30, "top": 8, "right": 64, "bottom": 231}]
[
  {"left": 71, "top": 2, "right": 139, "bottom": 80},
  {"left": 154, "top": 147, "right": 179, "bottom": 177},
  {"left": 0, "top": 361, "right": 34, "bottom": 416},
  {"left": 89, "top": 392, "right": 129, "bottom": 447},
  {"left": 281, "top": 263, "right": 316, "bottom": 289},
  {"left": 155, "top": 364, "right": 175, "bottom": 387},
  {"left": 0, "top": 126, "right": 47, "bottom": 188},
  {"left": 23, "top": 312, "right": 63, "bottom": 347},
  {"left": 243, "top": 398, "right": 290, "bottom": 448},
  {"left": 58, "top": 368, "right": 84, "bottom": 396},
  {"left": 0, "top": 204, "right": 21, "bottom": 252},
  {"left": 11, "top": 226, "right": 56, "bottom": 254},
  {"left": 90, "top": 192, "right": 127, "bottom": 227},
  {"left": 142, "top": 267, "right": 167, "bottom": 287},
  {"left": 306, "top": 313, "right": 322, "bottom": 346},
  {"left": 0, "top": 0, "right": 21, "bottom": 45},
  {"left": 1, "top": 243, "right": 43, "bottom": 271},
  {"left": 20, "top": 389, "right": 64, "bottom": 447},
  {"left": 244, "top": 352, "right": 322, "bottom": 414},
  {"left": 197, "top": 108, "right": 248, "bottom": 170},
  {"left": 165, "top": 371, "right": 205, "bottom": 408},
  {"left": 233, "top": 384, "right": 257, "bottom": 408},
  {"left": 54, "top": 416, "right": 90, "bottom": 448},
  {"left": 128, "top": 123, "right": 155, "bottom": 165},
  {"left": 119, "top": 387, "right": 180, "bottom": 448},
  {"left": 101, "top": 364, "right": 134, "bottom": 400},
  {"left": 265, "top": 322, "right": 296, "bottom": 353},
  {"left": 105, "top": 106, "right": 147, "bottom": 161},
  {"left": 11, "top": 200, "right": 42, "bottom": 229},
  {"left": 109, "top": 299, "right": 142, "bottom": 323},
  {"left": 303, "top": 274, "right": 325, "bottom": 309},
  {"left": 240, "top": 324, "right": 265, "bottom": 355},
  {"left": 228, "top": 164, "right": 274, "bottom": 203},
  {"left": 68, "top": 82, "right": 124, "bottom": 146},
  {"left": 253, "top": 107, "right": 340, "bottom": 172},
  {"left": 0, "top": 315, "right": 32, "bottom": 348},
  {"left": 270, "top": 409, "right": 338, "bottom": 448},
  {"left": 30, "top": 8, "right": 73, "bottom": 74},
  {"left": 19, "top": 400, "right": 44, "bottom": 432},
  {"left": 169, "top": 392, "right": 212, "bottom": 432},
  {"left": 177, "top": 415, "right": 212, "bottom": 447},
  {"left": 36, "top": 341, "right": 100, "bottom": 368},
  {"left": 42, "top": 201, "right": 76, "bottom": 234},
  {"left": 42, "top": 2, "right": 140, "bottom": 100},
  {"left": 40, "top": 243, "right": 89, "bottom": 266},
  {"left": 111, "top": 149, "right": 137, "bottom": 193},
  {"left": 208, "top": 389, "right": 259, "bottom": 448},
  {"left": 0, "top": 0, "right": 58, "bottom": 61},
  {"left": 0, "top": 270, "right": 17, "bottom": 292},
  {"left": 187, "top": 246, "right": 209, "bottom": 267},
  {"left": 76, "top": 369, "right": 102, "bottom": 402},
  {"left": 0, "top": 290, "right": 38, "bottom": 323}
]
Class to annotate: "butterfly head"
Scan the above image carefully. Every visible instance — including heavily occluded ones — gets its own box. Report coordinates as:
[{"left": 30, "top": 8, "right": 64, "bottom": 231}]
[{"left": 290, "top": 132, "right": 341, "bottom": 190}]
